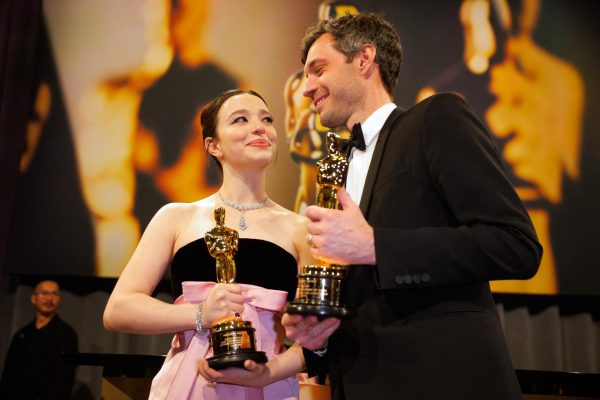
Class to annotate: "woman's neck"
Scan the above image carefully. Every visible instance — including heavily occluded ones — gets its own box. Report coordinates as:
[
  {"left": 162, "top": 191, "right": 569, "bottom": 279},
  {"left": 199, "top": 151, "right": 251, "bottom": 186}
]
[{"left": 219, "top": 167, "right": 267, "bottom": 204}]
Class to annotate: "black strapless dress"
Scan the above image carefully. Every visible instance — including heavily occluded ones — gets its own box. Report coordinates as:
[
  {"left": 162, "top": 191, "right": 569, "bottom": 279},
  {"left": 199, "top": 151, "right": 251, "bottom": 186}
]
[{"left": 170, "top": 238, "right": 298, "bottom": 301}]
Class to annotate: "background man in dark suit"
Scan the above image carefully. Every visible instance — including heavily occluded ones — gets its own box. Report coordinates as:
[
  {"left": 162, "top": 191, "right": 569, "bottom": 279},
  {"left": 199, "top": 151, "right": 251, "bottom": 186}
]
[
  {"left": 282, "top": 13, "right": 542, "bottom": 400},
  {"left": 0, "top": 280, "right": 78, "bottom": 400}
]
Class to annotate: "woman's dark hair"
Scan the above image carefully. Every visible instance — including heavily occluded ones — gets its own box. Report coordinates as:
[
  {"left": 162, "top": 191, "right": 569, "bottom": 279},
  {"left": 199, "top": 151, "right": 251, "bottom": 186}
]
[{"left": 200, "top": 89, "right": 268, "bottom": 173}]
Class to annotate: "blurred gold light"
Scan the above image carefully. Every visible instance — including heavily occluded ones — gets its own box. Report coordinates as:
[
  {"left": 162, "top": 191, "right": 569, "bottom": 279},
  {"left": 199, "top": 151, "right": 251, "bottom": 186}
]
[
  {"left": 416, "top": 86, "right": 437, "bottom": 103},
  {"left": 130, "top": 0, "right": 174, "bottom": 87},
  {"left": 155, "top": 109, "right": 218, "bottom": 202},
  {"left": 75, "top": 83, "right": 141, "bottom": 276},
  {"left": 467, "top": 54, "right": 489, "bottom": 75},
  {"left": 172, "top": 0, "right": 210, "bottom": 67},
  {"left": 96, "top": 215, "right": 140, "bottom": 277},
  {"left": 88, "top": 174, "right": 135, "bottom": 218},
  {"left": 133, "top": 126, "right": 160, "bottom": 173},
  {"left": 460, "top": 0, "right": 495, "bottom": 74},
  {"left": 21, "top": 82, "right": 51, "bottom": 172}
]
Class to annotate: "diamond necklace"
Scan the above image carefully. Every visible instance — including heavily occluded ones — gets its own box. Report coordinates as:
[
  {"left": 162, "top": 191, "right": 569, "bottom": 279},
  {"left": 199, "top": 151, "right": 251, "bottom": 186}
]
[{"left": 218, "top": 192, "right": 268, "bottom": 231}]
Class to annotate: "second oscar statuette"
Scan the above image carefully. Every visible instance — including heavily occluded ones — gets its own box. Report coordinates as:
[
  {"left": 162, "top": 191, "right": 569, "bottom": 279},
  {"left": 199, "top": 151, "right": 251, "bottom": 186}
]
[
  {"left": 204, "top": 207, "right": 267, "bottom": 369},
  {"left": 285, "top": 132, "right": 355, "bottom": 318}
]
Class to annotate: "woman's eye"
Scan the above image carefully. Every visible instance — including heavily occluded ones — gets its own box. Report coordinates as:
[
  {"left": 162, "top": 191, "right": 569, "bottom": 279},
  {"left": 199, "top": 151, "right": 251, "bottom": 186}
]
[
  {"left": 233, "top": 116, "right": 247, "bottom": 123},
  {"left": 263, "top": 116, "right": 274, "bottom": 124}
]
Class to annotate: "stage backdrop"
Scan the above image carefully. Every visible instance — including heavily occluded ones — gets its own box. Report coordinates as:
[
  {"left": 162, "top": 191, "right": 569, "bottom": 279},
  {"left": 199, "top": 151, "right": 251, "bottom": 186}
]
[{"left": 3, "top": 0, "right": 599, "bottom": 295}]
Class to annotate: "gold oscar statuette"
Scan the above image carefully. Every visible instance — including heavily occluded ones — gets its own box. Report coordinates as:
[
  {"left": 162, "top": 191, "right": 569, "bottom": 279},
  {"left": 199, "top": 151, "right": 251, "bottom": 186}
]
[
  {"left": 204, "top": 207, "right": 267, "bottom": 369},
  {"left": 285, "top": 132, "right": 355, "bottom": 318}
]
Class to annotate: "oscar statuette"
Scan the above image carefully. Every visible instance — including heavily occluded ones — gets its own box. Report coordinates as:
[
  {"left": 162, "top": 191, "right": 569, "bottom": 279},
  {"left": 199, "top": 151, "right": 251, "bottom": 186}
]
[
  {"left": 285, "top": 131, "right": 355, "bottom": 318},
  {"left": 204, "top": 207, "right": 267, "bottom": 369}
]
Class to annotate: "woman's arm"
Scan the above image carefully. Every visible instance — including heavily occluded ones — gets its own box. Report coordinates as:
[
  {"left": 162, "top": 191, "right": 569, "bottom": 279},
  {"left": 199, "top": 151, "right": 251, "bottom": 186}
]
[
  {"left": 103, "top": 203, "right": 245, "bottom": 334},
  {"left": 103, "top": 204, "right": 198, "bottom": 334}
]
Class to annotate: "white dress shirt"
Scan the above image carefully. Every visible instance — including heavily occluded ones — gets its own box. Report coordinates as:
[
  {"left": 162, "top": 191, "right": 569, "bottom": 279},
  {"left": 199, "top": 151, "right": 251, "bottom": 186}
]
[{"left": 345, "top": 103, "right": 397, "bottom": 205}]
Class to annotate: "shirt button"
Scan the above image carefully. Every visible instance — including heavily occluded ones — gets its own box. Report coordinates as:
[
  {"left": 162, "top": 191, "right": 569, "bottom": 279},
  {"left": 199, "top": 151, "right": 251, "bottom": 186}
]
[
  {"left": 395, "top": 275, "right": 404, "bottom": 285},
  {"left": 413, "top": 274, "right": 421, "bottom": 284},
  {"left": 422, "top": 273, "right": 431, "bottom": 283},
  {"left": 403, "top": 275, "right": 413, "bottom": 284}
]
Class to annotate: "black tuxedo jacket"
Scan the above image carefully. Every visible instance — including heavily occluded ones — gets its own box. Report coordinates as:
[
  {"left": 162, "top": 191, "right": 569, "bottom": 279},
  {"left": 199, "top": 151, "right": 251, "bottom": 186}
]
[{"left": 310, "top": 93, "right": 542, "bottom": 400}]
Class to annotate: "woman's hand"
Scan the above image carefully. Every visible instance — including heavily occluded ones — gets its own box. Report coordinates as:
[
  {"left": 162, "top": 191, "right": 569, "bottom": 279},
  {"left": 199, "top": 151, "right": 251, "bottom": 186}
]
[
  {"left": 197, "top": 358, "right": 272, "bottom": 388},
  {"left": 202, "top": 284, "right": 244, "bottom": 327}
]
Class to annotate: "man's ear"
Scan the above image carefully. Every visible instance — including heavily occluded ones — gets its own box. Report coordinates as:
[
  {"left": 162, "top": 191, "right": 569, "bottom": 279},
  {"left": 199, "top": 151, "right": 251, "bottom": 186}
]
[
  {"left": 205, "top": 137, "right": 222, "bottom": 158},
  {"left": 357, "top": 44, "right": 377, "bottom": 71}
]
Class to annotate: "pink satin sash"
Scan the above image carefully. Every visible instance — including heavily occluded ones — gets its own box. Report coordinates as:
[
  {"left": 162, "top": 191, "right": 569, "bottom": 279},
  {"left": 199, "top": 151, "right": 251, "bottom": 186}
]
[{"left": 149, "top": 281, "right": 299, "bottom": 400}]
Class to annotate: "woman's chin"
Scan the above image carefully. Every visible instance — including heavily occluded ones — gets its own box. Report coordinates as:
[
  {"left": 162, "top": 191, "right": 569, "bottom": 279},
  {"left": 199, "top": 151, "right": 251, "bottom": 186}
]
[{"left": 235, "top": 156, "right": 275, "bottom": 170}]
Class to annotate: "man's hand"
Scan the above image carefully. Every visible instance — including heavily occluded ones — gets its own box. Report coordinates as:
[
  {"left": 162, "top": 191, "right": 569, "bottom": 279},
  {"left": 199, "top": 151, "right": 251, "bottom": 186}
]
[
  {"left": 306, "top": 187, "right": 376, "bottom": 265},
  {"left": 281, "top": 313, "right": 340, "bottom": 350}
]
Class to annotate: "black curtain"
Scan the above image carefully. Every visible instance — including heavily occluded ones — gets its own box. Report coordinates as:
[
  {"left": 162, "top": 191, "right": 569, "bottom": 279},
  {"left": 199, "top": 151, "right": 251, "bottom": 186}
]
[{"left": 0, "top": 0, "right": 43, "bottom": 275}]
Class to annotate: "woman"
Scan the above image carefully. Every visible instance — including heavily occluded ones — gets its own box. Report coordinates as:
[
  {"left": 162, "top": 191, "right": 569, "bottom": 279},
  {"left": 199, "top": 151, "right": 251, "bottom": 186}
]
[{"left": 103, "top": 89, "right": 312, "bottom": 399}]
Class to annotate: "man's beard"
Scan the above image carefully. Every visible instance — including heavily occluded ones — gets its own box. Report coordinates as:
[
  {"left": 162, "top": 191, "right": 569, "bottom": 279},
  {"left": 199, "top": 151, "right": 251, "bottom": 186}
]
[{"left": 319, "top": 107, "right": 350, "bottom": 129}]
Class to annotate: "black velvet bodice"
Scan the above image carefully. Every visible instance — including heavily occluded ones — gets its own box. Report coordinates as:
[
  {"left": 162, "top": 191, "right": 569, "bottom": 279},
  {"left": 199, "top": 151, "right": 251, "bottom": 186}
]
[{"left": 170, "top": 238, "right": 298, "bottom": 301}]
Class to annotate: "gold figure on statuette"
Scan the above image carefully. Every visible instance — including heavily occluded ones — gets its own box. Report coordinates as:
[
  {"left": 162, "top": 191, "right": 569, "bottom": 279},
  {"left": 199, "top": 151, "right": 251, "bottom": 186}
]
[
  {"left": 205, "top": 207, "right": 238, "bottom": 284},
  {"left": 316, "top": 131, "right": 349, "bottom": 209}
]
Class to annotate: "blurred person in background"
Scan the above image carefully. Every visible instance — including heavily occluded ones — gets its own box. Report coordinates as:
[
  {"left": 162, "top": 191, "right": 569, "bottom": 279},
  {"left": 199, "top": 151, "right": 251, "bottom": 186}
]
[{"left": 0, "top": 280, "right": 78, "bottom": 400}]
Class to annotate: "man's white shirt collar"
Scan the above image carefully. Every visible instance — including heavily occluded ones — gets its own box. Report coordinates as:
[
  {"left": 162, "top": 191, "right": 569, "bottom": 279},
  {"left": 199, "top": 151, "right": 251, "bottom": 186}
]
[
  {"left": 359, "top": 103, "right": 397, "bottom": 150},
  {"left": 346, "top": 103, "right": 396, "bottom": 205}
]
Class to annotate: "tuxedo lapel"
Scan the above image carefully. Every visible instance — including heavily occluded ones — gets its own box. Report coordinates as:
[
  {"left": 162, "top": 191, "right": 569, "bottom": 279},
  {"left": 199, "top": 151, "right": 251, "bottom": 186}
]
[{"left": 358, "top": 108, "right": 405, "bottom": 215}]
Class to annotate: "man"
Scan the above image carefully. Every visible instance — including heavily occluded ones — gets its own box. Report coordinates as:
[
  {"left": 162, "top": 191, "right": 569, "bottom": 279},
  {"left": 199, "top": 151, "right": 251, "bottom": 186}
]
[
  {"left": 282, "top": 13, "right": 542, "bottom": 400},
  {"left": 0, "top": 280, "right": 78, "bottom": 399}
]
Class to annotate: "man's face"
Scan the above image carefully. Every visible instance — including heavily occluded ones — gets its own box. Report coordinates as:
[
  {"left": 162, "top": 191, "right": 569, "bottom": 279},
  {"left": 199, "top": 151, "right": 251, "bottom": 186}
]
[
  {"left": 302, "top": 33, "right": 362, "bottom": 129},
  {"left": 31, "top": 280, "right": 61, "bottom": 317}
]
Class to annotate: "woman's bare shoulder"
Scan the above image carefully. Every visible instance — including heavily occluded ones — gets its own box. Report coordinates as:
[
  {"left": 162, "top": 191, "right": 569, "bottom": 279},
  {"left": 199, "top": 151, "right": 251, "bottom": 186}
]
[
  {"left": 164, "top": 196, "right": 216, "bottom": 211},
  {"left": 270, "top": 202, "right": 308, "bottom": 225},
  {"left": 151, "top": 197, "right": 217, "bottom": 226}
]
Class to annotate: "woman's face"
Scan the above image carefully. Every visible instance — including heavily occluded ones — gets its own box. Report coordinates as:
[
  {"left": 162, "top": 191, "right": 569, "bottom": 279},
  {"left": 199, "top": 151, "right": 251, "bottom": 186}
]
[{"left": 210, "top": 93, "right": 277, "bottom": 170}]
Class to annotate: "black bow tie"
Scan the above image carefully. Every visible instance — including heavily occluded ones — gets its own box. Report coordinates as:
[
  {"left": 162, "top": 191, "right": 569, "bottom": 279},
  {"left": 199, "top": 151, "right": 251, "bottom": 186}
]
[{"left": 344, "top": 123, "right": 366, "bottom": 157}]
